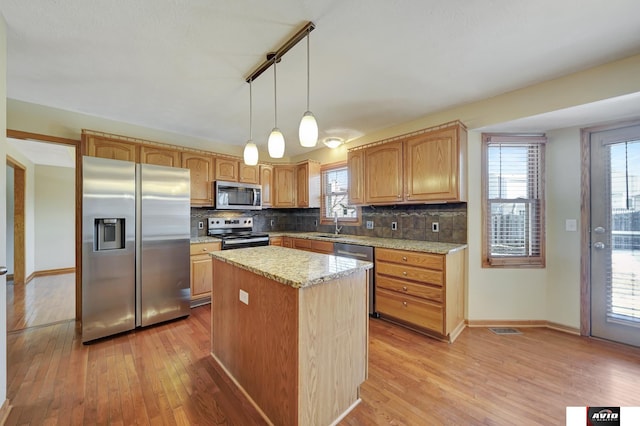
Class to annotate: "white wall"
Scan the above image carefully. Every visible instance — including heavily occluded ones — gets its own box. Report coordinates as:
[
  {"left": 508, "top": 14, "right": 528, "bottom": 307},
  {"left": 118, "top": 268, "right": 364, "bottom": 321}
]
[
  {"left": 1, "top": 10, "right": 8, "bottom": 411},
  {"left": 34, "top": 165, "right": 75, "bottom": 271},
  {"left": 6, "top": 165, "right": 13, "bottom": 275}
]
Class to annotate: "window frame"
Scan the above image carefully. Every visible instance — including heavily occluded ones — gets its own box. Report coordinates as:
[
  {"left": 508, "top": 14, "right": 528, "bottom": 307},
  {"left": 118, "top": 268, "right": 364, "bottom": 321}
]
[
  {"left": 319, "top": 162, "right": 361, "bottom": 226},
  {"left": 481, "top": 134, "right": 546, "bottom": 268}
]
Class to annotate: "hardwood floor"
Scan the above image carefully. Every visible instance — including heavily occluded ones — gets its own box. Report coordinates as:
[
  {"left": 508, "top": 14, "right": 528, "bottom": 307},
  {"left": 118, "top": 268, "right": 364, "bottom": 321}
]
[
  {"left": 6, "top": 295, "right": 640, "bottom": 424},
  {"left": 6, "top": 273, "right": 75, "bottom": 332}
]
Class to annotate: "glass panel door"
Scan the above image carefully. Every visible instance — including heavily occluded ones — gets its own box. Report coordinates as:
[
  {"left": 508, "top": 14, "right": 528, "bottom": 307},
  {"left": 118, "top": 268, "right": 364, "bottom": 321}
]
[{"left": 590, "top": 125, "right": 640, "bottom": 347}]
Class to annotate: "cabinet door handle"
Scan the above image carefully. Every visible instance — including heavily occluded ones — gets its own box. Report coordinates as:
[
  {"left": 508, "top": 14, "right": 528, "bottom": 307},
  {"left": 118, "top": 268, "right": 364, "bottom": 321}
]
[
  {"left": 402, "top": 256, "right": 407, "bottom": 261},
  {"left": 402, "top": 301, "right": 407, "bottom": 307},
  {"left": 402, "top": 286, "right": 408, "bottom": 291},
  {"left": 402, "top": 271, "right": 407, "bottom": 276},
  {"left": 202, "top": 248, "right": 208, "bottom": 252}
]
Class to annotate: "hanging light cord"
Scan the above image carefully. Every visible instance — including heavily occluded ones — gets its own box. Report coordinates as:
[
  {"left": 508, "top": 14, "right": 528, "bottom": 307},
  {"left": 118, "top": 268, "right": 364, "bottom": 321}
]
[
  {"left": 306, "top": 31, "right": 310, "bottom": 111},
  {"left": 249, "top": 79, "right": 253, "bottom": 141},
  {"left": 273, "top": 58, "right": 278, "bottom": 127}
]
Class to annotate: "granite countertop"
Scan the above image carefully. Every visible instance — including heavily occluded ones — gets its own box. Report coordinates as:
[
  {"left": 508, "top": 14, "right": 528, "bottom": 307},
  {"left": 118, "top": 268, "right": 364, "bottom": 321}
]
[
  {"left": 210, "top": 246, "right": 373, "bottom": 289},
  {"left": 269, "top": 232, "right": 467, "bottom": 254},
  {"left": 190, "top": 236, "right": 222, "bottom": 244}
]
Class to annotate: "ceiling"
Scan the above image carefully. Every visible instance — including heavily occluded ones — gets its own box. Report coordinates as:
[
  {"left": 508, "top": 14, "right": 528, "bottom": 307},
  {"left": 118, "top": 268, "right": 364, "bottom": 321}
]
[{"left": 3, "top": 0, "right": 640, "bottom": 159}]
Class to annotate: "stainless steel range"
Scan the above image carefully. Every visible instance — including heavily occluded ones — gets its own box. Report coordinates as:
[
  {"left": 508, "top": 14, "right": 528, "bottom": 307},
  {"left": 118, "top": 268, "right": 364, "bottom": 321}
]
[{"left": 207, "top": 216, "right": 269, "bottom": 250}]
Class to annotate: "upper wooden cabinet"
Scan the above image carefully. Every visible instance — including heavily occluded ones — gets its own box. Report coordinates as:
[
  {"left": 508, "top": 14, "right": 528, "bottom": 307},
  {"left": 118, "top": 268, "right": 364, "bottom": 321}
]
[
  {"left": 296, "top": 161, "right": 321, "bottom": 208},
  {"left": 260, "top": 165, "right": 273, "bottom": 208},
  {"left": 85, "top": 135, "right": 138, "bottom": 162},
  {"left": 239, "top": 163, "right": 260, "bottom": 184},
  {"left": 404, "top": 124, "right": 467, "bottom": 202},
  {"left": 215, "top": 158, "right": 238, "bottom": 182},
  {"left": 273, "top": 166, "right": 297, "bottom": 208},
  {"left": 347, "top": 150, "right": 365, "bottom": 205},
  {"left": 182, "top": 153, "right": 214, "bottom": 206},
  {"left": 140, "top": 145, "right": 181, "bottom": 167},
  {"left": 350, "top": 122, "right": 467, "bottom": 205},
  {"left": 364, "top": 141, "right": 404, "bottom": 204}
]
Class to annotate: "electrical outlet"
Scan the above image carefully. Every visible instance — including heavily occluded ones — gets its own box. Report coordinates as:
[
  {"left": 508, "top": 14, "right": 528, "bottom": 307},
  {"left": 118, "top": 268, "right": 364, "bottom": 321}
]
[
  {"left": 391, "top": 221, "right": 398, "bottom": 231},
  {"left": 366, "top": 221, "right": 374, "bottom": 230},
  {"left": 239, "top": 289, "right": 249, "bottom": 305},
  {"left": 432, "top": 222, "right": 439, "bottom": 232},
  {"left": 198, "top": 221, "right": 204, "bottom": 230}
]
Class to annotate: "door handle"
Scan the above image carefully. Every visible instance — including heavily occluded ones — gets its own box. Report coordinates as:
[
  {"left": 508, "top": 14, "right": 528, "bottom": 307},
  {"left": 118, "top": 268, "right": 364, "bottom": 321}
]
[
  {"left": 593, "top": 242, "right": 605, "bottom": 249},
  {"left": 0, "top": 266, "right": 7, "bottom": 276}
]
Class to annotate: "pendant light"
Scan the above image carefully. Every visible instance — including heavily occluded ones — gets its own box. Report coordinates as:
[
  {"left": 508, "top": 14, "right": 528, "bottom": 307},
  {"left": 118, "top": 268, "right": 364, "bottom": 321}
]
[
  {"left": 268, "top": 56, "right": 285, "bottom": 158},
  {"left": 243, "top": 79, "right": 259, "bottom": 166},
  {"left": 299, "top": 30, "right": 318, "bottom": 147}
]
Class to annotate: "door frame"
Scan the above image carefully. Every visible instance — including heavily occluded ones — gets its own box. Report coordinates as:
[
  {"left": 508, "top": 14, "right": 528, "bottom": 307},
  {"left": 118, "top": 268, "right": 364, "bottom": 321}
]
[
  {"left": 580, "top": 118, "right": 640, "bottom": 336},
  {"left": 6, "top": 130, "right": 82, "bottom": 320},
  {"left": 5, "top": 156, "right": 25, "bottom": 285}
]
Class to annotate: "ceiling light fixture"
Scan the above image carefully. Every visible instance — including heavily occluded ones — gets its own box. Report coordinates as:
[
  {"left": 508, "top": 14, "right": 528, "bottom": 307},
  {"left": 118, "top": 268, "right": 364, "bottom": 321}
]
[
  {"left": 243, "top": 79, "right": 259, "bottom": 165},
  {"left": 299, "top": 29, "right": 318, "bottom": 147},
  {"left": 323, "top": 137, "right": 344, "bottom": 149},
  {"left": 245, "top": 22, "right": 316, "bottom": 159},
  {"left": 267, "top": 57, "right": 285, "bottom": 158}
]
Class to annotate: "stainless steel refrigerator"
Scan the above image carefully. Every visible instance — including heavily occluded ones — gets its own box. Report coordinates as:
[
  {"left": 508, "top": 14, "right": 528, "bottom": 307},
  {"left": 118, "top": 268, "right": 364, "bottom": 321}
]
[{"left": 82, "top": 156, "right": 191, "bottom": 343}]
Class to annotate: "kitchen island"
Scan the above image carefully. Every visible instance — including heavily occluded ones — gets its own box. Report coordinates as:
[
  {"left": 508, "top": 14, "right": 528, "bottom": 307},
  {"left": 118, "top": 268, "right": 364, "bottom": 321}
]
[{"left": 209, "top": 246, "right": 373, "bottom": 426}]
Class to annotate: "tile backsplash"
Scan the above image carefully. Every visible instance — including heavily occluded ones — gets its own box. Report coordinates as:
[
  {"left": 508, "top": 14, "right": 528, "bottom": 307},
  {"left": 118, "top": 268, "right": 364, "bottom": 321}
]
[{"left": 191, "top": 203, "right": 467, "bottom": 244}]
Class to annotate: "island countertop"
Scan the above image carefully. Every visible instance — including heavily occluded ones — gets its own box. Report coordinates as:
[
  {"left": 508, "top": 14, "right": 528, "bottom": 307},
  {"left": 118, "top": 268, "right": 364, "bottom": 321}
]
[{"left": 210, "top": 245, "right": 373, "bottom": 289}]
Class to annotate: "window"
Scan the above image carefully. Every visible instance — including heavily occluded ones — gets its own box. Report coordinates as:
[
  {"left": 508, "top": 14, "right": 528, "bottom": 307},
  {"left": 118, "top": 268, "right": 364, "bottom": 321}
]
[
  {"left": 320, "top": 163, "right": 361, "bottom": 225},
  {"left": 482, "top": 134, "right": 546, "bottom": 268}
]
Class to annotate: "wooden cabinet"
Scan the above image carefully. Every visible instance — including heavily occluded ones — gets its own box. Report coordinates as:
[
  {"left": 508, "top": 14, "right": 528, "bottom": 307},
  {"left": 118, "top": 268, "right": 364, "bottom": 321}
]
[
  {"left": 350, "top": 122, "right": 467, "bottom": 205},
  {"left": 85, "top": 135, "right": 138, "bottom": 162},
  {"left": 289, "top": 237, "right": 334, "bottom": 254},
  {"left": 260, "top": 165, "right": 273, "bottom": 207},
  {"left": 273, "top": 166, "right": 297, "bottom": 208},
  {"left": 347, "top": 149, "right": 365, "bottom": 205},
  {"left": 296, "top": 161, "right": 321, "bottom": 208},
  {"left": 190, "top": 242, "right": 221, "bottom": 303},
  {"left": 140, "top": 145, "right": 181, "bottom": 167},
  {"left": 404, "top": 124, "right": 467, "bottom": 202},
  {"left": 375, "top": 247, "right": 466, "bottom": 342},
  {"left": 182, "top": 153, "right": 214, "bottom": 206},
  {"left": 215, "top": 158, "right": 238, "bottom": 182},
  {"left": 282, "top": 237, "right": 293, "bottom": 248},
  {"left": 239, "top": 163, "right": 260, "bottom": 184},
  {"left": 364, "top": 141, "right": 404, "bottom": 204},
  {"left": 269, "top": 236, "right": 283, "bottom": 246}
]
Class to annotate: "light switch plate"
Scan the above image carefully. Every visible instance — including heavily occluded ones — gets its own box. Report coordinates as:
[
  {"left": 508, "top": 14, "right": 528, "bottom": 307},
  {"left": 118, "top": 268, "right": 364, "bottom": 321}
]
[
  {"left": 366, "top": 221, "right": 374, "bottom": 229},
  {"left": 565, "top": 219, "right": 577, "bottom": 232},
  {"left": 239, "top": 289, "right": 249, "bottom": 305}
]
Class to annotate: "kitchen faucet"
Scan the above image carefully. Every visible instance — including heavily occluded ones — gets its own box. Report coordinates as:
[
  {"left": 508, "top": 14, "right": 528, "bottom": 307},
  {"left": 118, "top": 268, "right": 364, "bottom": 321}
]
[{"left": 334, "top": 211, "right": 343, "bottom": 235}]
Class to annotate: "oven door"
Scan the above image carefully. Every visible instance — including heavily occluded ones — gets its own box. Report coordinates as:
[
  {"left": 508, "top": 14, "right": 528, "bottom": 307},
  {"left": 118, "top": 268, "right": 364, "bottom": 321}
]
[{"left": 221, "top": 236, "right": 270, "bottom": 250}]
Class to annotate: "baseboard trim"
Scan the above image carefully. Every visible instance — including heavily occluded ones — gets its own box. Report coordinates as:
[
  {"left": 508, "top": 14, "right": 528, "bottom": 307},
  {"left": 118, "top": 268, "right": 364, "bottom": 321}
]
[
  {"left": 466, "top": 319, "right": 581, "bottom": 335},
  {"left": 25, "top": 272, "right": 36, "bottom": 284},
  {"left": 0, "top": 399, "right": 13, "bottom": 424},
  {"left": 6, "top": 273, "right": 14, "bottom": 281},
  {"left": 33, "top": 267, "right": 76, "bottom": 278}
]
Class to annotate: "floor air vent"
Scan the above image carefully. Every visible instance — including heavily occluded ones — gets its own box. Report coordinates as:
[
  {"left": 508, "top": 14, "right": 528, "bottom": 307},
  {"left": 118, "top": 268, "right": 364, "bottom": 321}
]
[{"left": 489, "top": 327, "right": 522, "bottom": 335}]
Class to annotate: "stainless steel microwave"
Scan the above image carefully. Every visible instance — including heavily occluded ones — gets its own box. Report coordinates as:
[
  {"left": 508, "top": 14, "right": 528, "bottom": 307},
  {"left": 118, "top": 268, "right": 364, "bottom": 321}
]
[{"left": 214, "top": 181, "right": 262, "bottom": 210}]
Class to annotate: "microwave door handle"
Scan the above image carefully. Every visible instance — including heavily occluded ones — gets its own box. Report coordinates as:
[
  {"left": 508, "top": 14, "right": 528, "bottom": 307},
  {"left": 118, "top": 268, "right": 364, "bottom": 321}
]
[{"left": 254, "top": 188, "right": 259, "bottom": 206}]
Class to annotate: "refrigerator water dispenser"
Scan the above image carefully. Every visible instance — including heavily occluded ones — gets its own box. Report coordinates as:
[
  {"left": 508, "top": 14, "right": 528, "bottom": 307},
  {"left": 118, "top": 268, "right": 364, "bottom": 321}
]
[{"left": 95, "top": 218, "right": 125, "bottom": 250}]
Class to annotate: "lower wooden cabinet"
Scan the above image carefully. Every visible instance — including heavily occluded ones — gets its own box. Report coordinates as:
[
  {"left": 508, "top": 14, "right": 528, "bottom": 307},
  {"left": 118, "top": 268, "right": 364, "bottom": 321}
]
[
  {"left": 375, "top": 247, "right": 466, "bottom": 342},
  {"left": 190, "top": 242, "right": 221, "bottom": 304},
  {"left": 291, "top": 237, "right": 334, "bottom": 254},
  {"left": 269, "top": 236, "right": 283, "bottom": 246}
]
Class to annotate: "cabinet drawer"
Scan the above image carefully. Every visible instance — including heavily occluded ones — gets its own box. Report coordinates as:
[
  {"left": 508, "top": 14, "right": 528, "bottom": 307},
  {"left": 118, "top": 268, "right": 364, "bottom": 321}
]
[
  {"left": 376, "top": 288, "right": 443, "bottom": 333},
  {"left": 311, "top": 240, "right": 334, "bottom": 254},
  {"left": 190, "top": 242, "right": 221, "bottom": 256},
  {"left": 376, "top": 248, "right": 443, "bottom": 270},
  {"left": 292, "top": 238, "right": 312, "bottom": 251},
  {"left": 376, "top": 262, "right": 443, "bottom": 286},
  {"left": 376, "top": 275, "right": 443, "bottom": 303}
]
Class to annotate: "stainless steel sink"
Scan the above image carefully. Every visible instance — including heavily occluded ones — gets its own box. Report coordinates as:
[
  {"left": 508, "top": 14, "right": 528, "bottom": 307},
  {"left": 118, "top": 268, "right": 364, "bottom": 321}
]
[{"left": 314, "top": 234, "right": 345, "bottom": 239}]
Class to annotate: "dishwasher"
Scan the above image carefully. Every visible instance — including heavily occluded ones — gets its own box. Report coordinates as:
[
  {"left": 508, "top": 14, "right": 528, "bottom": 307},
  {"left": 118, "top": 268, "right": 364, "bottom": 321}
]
[{"left": 333, "top": 242, "right": 378, "bottom": 317}]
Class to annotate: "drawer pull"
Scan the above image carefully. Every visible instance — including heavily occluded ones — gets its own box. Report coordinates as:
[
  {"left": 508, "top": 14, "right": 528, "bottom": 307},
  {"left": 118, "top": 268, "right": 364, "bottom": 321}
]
[
  {"left": 202, "top": 248, "right": 208, "bottom": 252},
  {"left": 402, "top": 271, "right": 407, "bottom": 276},
  {"left": 402, "top": 256, "right": 407, "bottom": 261},
  {"left": 402, "top": 286, "right": 408, "bottom": 291},
  {"left": 403, "top": 301, "right": 407, "bottom": 307}
]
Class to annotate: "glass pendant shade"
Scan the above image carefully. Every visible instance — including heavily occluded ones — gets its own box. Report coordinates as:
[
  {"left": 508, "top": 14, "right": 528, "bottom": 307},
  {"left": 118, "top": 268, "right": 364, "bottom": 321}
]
[
  {"left": 268, "top": 128, "right": 285, "bottom": 158},
  {"left": 299, "top": 111, "right": 318, "bottom": 147},
  {"left": 243, "top": 141, "right": 259, "bottom": 165}
]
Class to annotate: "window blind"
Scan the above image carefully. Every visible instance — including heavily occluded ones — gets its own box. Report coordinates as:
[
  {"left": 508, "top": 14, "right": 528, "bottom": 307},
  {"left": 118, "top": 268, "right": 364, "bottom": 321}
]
[{"left": 483, "top": 135, "right": 546, "bottom": 267}]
